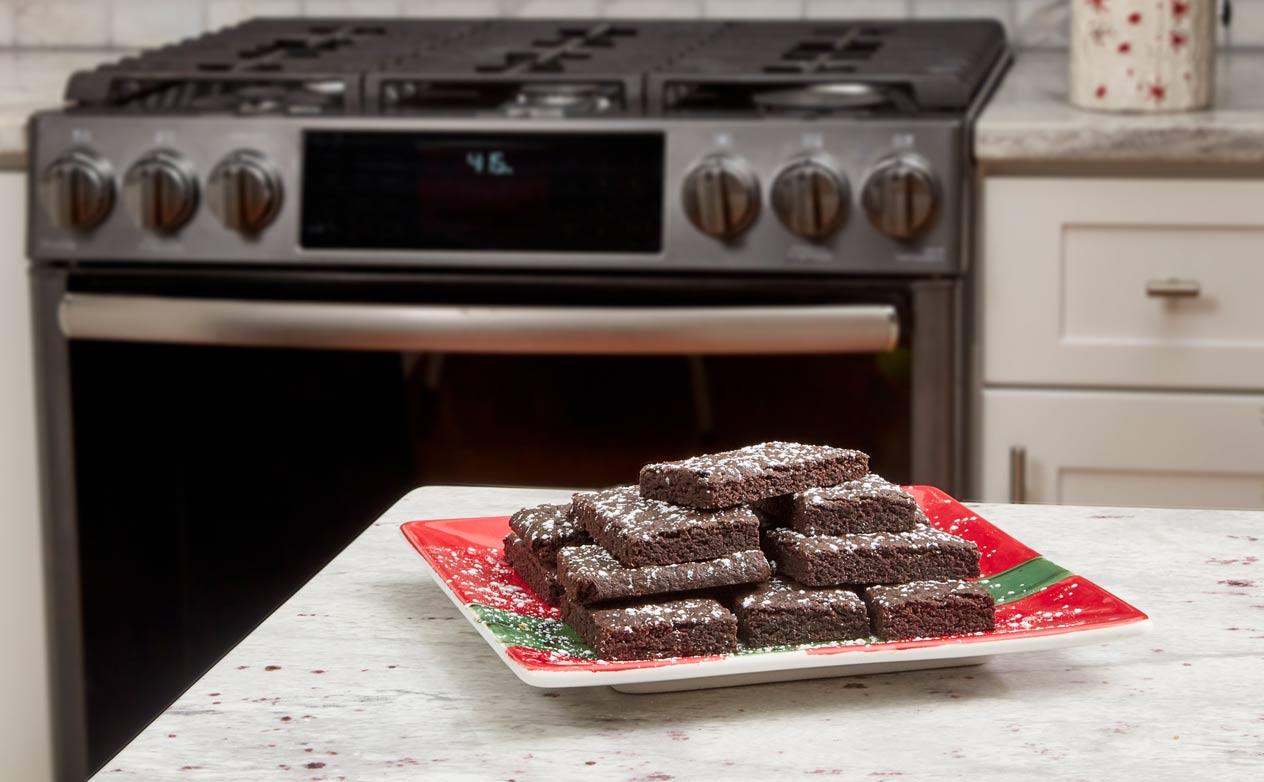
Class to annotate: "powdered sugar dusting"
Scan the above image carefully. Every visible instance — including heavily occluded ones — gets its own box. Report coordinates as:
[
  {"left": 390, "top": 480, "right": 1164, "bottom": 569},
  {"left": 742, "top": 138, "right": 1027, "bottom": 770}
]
[
  {"left": 644, "top": 442, "right": 860, "bottom": 481},
  {"left": 508, "top": 502, "right": 586, "bottom": 552},
  {"left": 865, "top": 579, "right": 993, "bottom": 610},
  {"left": 559, "top": 545, "right": 770, "bottom": 601},
  {"left": 770, "top": 526, "right": 976, "bottom": 556},
  {"left": 574, "top": 485, "right": 757, "bottom": 542},
  {"left": 423, "top": 544, "right": 558, "bottom": 620}
]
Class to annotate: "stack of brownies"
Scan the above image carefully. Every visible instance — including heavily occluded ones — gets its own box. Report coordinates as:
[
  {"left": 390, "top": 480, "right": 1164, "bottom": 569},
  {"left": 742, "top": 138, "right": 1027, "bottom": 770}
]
[{"left": 503, "top": 442, "right": 995, "bottom": 660}]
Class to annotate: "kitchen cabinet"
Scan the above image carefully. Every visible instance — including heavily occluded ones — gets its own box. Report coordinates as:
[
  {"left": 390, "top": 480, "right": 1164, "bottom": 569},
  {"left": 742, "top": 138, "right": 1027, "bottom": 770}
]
[
  {"left": 980, "top": 388, "right": 1264, "bottom": 508},
  {"left": 977, "top": 176, "right": 1264, "bottom": 508},
  {"left": 0, "top": 171, "right": 53, "bottom": 782}
]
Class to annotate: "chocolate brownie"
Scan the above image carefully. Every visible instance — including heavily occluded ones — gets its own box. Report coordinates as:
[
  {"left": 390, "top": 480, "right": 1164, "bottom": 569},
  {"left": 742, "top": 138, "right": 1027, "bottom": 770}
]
[
  {"left": 557, "top": 544, "right": 771, "bottom": 605},
  {"left": 757, "top": 475, "right": 926, "bottom": 536},
  {"left": 639, "top": 442, "right": 869, "bottom": 509},
  {"left": 560, "top": 595, "right": 738, "bottom": 660},
  {"left": 765, "top": 527, "right": 980, "bottom": 587},
  {"left": 572, "top": 486, "right": 760, "bottom": 567},
  {"left": 863, "top": 580, "right": 995, "bottom": 641},
  {"left": 507, "top": 502, "right": 589, "bottom": 561},
  {"left": 502, "top": 532, "right": 565, "bottom": 606},
  {"left": 732, "top": 579, "right": 870, "bottom": 647}
]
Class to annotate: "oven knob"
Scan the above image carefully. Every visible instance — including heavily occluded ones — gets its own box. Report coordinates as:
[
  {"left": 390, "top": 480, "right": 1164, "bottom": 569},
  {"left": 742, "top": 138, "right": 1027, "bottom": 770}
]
[
  {"left": 681, "top": 154, "right": 760, "bottom": 240},
  {"left": 207, "top": 150, "right": 284, "bottom": 234},
  {"left": 771, "top": 158, "right": 848, "bottom": 240},
  {"left": 39, "top": 150, "right": 115, "bottom": 232},
  {"left": 861, "top": 155, "right": 939, "bottom": 240},
  {"left": 123, "top": 150, "right": 198, "bottom": 233}
]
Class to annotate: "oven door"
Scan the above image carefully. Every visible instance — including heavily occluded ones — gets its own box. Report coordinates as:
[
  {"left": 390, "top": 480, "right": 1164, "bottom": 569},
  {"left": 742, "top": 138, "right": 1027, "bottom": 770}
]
[{"left": 31, "top": 266, "right": 961, "bottom": 779}]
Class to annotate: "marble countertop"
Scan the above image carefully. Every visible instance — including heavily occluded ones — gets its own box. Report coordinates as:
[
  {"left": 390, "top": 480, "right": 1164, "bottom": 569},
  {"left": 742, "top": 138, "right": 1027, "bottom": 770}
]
[
  {"left": 0, "top": 49, "right": 124, "bottom": 168},
  {"left": 89, "top": 485, "right": 1264, "bottom": 780},
  {"left": 977, "top": 50, "right": 1264, "bottom": 165}
]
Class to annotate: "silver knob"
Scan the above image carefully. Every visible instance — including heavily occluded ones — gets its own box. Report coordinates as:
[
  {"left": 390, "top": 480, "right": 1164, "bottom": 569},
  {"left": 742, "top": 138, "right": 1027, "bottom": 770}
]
[
  {"left": 771, "top": 158, "right": 848, "bottom": 240},
  {"left": 207, "top": 150, "right": 284, "bottom": 234},
  {"left": 123, "top": 150, "right": 198, "bottom": 233},
  {"left": 39, "top": 150, "right": 115, "bottom": 232},
  {"left": 861, "top": 155, "right": 939, "bottom": 241},
  {"left": 681, "top": 154, "right": 759, "bottom": 240}
]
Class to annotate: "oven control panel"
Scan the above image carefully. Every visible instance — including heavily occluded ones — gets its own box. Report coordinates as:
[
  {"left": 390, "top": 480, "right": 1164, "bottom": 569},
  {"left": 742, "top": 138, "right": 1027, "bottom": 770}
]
[{"left": 28, "top": 113, "right": 965, "bottom": 275}]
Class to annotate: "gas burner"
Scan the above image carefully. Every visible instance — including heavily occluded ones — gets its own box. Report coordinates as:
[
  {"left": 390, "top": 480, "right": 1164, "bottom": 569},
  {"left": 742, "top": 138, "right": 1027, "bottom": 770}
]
[
  {"left": 504, "top": 83, "right": 617, "bottom": 117},
  {"left": 752, "top": 83, "right": 887, "bottom": 114},
  {"left": 182, "top": 81, "right": 345, "bottom": 115}
]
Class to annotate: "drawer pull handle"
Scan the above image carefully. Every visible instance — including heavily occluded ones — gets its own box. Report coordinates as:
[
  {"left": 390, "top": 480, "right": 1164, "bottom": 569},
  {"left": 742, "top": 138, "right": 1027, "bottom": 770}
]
[
  {"left": 1009, "top": 446, "right": 1027, "bottom": 504},
  {"left": 1146, "top": 278, "right": 1201, "bottom": 299}
]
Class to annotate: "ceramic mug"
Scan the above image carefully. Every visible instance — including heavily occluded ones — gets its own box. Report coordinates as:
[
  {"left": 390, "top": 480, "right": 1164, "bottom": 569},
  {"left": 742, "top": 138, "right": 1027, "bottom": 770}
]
[{"left": 1070, "top": 0, "right": 1216, "bottom": 112}]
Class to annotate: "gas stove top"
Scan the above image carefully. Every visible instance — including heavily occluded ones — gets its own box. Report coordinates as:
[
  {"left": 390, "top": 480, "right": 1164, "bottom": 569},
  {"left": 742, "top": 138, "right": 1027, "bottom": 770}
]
[
  {"left": 32, "top": 18, "right": 1009, "bottom": 275},
  {"left": 65, "top": 18, "right": 1005, "bottom": 117}
]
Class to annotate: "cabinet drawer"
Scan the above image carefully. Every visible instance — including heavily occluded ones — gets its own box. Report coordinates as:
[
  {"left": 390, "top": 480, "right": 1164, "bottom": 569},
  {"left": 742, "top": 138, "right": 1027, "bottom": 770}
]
[
  {"left": 979, "top": 388, "right": 1264, "bottom": 509},
  {"left": 983, "top": 177, "right": 1264, "bottom": 390}
]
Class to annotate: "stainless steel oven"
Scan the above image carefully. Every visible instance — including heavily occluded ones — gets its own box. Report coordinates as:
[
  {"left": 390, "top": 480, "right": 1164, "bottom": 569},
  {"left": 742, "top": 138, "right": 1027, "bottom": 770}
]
[
  {"left": 26, "top": 17, "right": 1005, "bottom": 780},
  {"left": 30, "top": 265, "right": 962, "bottom": 777}
]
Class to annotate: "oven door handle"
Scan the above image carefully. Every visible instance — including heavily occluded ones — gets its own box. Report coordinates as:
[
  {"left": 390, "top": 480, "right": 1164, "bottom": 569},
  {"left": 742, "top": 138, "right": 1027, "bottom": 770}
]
[{"left": 57, "top": 294, "right": 901, "bottom": 355}]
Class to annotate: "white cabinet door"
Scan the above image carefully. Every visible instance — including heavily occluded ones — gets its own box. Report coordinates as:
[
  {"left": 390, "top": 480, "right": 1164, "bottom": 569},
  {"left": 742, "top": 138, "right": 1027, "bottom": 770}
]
[
  {"left": 983, "top": 177, "right": 1264, "bottom": 390},
  {"left": 0, "top": 172, "right": 52, "bottom": 782},
  {"left": 980, "top": 388, "right": 1264, "bottom": 509}
]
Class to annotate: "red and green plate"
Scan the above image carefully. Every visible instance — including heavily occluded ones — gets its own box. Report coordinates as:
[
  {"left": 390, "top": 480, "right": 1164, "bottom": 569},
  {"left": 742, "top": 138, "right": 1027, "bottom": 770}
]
[{"left": 400, "top": 486, "right": 1149, "bottom": 692}]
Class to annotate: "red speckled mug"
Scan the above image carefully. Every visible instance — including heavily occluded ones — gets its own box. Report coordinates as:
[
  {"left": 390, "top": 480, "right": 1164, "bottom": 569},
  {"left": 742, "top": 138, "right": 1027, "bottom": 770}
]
[{"left": 1071, "top": 0, "right": 1215, "bottom": 112}]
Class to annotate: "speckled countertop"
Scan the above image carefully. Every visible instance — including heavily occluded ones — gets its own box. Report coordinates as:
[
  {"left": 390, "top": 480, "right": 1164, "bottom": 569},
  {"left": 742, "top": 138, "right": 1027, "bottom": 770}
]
[
  {"left": 977, "top": 50, "right": 1264, "bottom": 165},
  {"left": 0, "top": 49, "right": 124, "bottom": 168},
  {"left": 89, "top": 485, "right": 1264, "bottom": 781}
]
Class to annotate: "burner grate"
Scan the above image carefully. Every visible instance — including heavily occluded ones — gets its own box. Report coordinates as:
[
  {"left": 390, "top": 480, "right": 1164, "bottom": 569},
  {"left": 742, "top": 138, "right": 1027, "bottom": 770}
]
[
  {"left": 61, "top": 17, "right": 1006, "bottom": 117},
  {"left": 650, "top": 20, "right": 1007, "bottom": 114}
]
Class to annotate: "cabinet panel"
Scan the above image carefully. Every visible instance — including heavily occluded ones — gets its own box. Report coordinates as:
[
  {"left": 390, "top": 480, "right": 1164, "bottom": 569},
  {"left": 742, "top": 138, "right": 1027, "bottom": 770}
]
[
  {"left": 0, "top": 172, "right": 52, "bottom": 782},
  {"left": 983, "top": 177, "right": 1264, "bottom": 390},
  {"left": 980, "top": 388, "right": 1264, "bottom": 509}
]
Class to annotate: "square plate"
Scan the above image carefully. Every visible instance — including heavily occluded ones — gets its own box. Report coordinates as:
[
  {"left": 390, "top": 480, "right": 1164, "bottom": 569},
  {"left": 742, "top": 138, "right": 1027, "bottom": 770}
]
[{"left": 400, "top": 486, "right": 1150, "bottom": 692}]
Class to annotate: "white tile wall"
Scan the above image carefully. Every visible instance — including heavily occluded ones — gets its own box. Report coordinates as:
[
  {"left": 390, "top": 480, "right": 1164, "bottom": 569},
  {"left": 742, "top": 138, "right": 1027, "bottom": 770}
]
[
  {"left": 1, "top": 0, "right": 1259, "bottom": 50},
  {"left": 0, "top": 2, "right": 13, "bottom": 47},
  {"left": 911, "top": 0, "right": 1013, "bottom": 34},
  {"left": 111, "top": 0, "right": 204, "bottom": 48},
  {"left": 206, "top": 1, "right": 302, "bottom": 29},
  {"left": 1013, "top": 0, "right": 1065, "bottom": 49},
  {"left": 14, "top": 0, "right": 112, "bottom": 46},
  {"left": 401, "top": 1, "right": 502, "bottom": 17},
  {"left": 805, "top": 1, "right": 910, "bottom": 19},
  {"left": 701, "top": 0, "right": 804, "bottom": 18}
]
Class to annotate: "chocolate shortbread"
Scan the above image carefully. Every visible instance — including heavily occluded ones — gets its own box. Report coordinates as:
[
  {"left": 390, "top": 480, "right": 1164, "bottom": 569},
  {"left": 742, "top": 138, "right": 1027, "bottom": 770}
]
[{"left": 638, "top": 442, "right": 870, "bottom": 509}]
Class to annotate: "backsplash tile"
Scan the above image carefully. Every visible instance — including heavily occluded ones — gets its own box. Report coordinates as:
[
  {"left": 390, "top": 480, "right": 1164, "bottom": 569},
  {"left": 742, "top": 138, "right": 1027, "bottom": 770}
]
[
  {"left": 805, "top": 1, "right": 910, "bottom": 19},
  {"left": 506, "top": 0, "right": 604, "bottom": 16},
  {"left": 15, "top": 0, "right": 112, "bottom": 47},
  {"left": 207, "top": 1, "right": 302, "bottom": 30},
  {"left": 305, "top": 0, "right": 402, "bottom": 16},
  {"left": 0, "top": 0, "right": 1254, "bottom": 51},
  {"left": 911, "top": 0, "right": 1013, "bottom": 34},
  {"left": 702, "top": 0, "right": 804, "bottom": 18},
  {"left": 111, "top": 0, "right": 204, "bottom": 48},
  {"left": 0, "top": 2, "right": 13, "bottom": 47},
  {"left": 1227, "top": 0, "right": 1264, "bottom": 47},
  {"left": 602, "top": 0, "right": 703, "bottom": 18},
  {"left": 1013, "top": 0, "right": 1065, "bottom": 49},
  {"left": 401, "top": 0, "right": 502, "bottom": 16}
]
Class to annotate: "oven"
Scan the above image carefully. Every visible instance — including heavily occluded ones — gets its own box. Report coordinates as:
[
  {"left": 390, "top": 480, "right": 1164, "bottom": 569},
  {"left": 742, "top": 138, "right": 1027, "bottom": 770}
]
[
  {"left": 26, "top": 17, "right": 1005, "bottom": 780},
  {"left": 31, "top": 263, "right": 962, "bottom": 776}
]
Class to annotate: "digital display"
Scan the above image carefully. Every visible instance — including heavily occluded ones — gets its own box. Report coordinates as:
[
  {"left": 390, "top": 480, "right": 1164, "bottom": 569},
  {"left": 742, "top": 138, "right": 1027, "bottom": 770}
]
[{"left": 301, "top": 131, "right": 664, "bottom": 253}]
